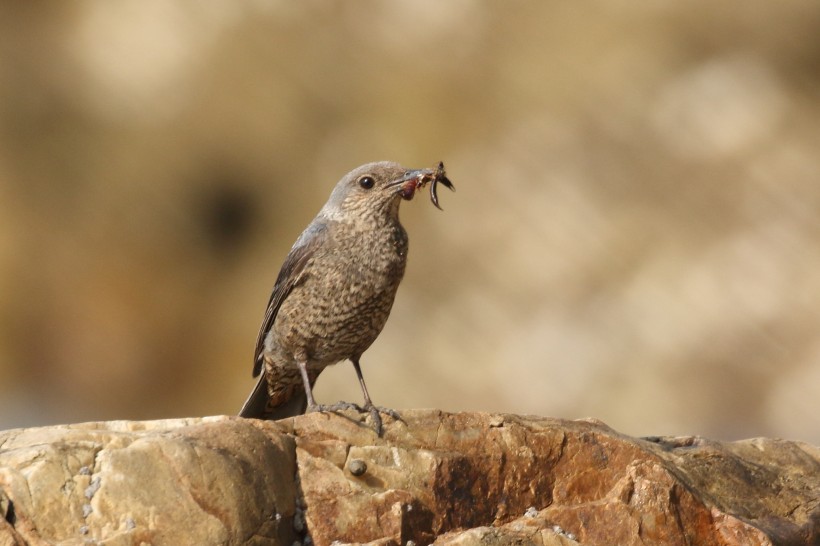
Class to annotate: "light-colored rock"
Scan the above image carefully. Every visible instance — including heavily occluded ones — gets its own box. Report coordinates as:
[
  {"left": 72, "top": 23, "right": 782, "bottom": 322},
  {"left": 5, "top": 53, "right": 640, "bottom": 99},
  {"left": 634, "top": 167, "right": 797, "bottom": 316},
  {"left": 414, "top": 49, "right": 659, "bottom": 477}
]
[
  {"left": 0, "top": 416, "right": 296, "bottom": 545},
  {"left": 1, "top": 410, "right": 818, "bottom": 545}
]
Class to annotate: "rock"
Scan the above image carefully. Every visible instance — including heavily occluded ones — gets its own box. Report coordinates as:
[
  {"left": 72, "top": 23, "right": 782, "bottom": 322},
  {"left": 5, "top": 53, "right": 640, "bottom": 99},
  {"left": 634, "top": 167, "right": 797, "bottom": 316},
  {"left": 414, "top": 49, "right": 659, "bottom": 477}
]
[
  {"left": 0, "top": 417, "right": 296, "bottom": 545},
  {"left": 0, "top": 410, "right": 817, "bottom": 546}
]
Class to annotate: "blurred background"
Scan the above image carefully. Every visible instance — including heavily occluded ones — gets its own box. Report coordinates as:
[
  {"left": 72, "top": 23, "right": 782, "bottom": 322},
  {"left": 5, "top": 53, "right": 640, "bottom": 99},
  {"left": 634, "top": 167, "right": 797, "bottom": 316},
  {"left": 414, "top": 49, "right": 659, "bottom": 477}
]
[{"left": 1, "top": 2, "right": 819, "bottom": 444}]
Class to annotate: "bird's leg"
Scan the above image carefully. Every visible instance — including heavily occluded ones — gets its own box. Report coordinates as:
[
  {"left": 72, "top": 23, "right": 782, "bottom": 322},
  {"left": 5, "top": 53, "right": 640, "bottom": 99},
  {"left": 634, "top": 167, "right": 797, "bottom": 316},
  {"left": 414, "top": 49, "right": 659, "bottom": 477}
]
[
  {"left": 352, "top": 357, "right": 401, "bottom": 435},
  {"left": 296, "top": 358, "right": 318, "bottom": 409},
  {"left": 298, "top": 358, "right": 363, "bottom": 414},
  {"left": 298, "top": 356, "right": 400, "bottom": 435}
]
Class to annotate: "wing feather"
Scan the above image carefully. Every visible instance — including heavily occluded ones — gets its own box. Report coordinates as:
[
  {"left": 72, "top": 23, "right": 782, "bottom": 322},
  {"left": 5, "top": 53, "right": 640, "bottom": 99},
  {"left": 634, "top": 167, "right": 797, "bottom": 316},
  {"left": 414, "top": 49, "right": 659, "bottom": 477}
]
[{"left": 252, "top": 222, "right": 327, "bottom": 376}]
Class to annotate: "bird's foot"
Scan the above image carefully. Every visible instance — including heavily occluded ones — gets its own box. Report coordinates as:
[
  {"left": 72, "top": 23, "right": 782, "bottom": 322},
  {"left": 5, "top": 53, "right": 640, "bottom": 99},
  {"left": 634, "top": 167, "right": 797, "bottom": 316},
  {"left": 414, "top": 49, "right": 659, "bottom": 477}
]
[
  {"left": 307, "top": 401, "right": 364, "bottom": 414},
  {"left": 306, "top": 401, "right": 400, "bottom": 436},
  {"left": 362, "top": 404, "right": 401, "bottom": 437}
]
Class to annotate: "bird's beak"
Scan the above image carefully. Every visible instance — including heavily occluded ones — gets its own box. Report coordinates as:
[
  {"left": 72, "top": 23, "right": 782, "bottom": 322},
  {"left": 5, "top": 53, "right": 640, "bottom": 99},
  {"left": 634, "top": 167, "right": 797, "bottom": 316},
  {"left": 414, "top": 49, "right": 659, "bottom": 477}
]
[{"left": 387, "top": 169, "right": 434, "bottom": 201}]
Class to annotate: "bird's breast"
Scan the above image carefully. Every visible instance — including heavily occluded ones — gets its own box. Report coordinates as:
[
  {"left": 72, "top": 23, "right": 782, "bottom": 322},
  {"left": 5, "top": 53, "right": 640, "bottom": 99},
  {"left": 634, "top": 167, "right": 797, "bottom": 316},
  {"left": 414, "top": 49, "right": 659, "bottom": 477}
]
[{"left": 269, "top": 223, "right": 408, "bottom": 364}]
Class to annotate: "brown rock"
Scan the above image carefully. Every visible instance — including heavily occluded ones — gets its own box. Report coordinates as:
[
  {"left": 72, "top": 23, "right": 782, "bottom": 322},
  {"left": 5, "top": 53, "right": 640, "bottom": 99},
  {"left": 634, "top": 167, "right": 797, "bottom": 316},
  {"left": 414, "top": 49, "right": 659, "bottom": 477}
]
[{"left": 1, "top": 410, "right": 817, "bottom": 545}]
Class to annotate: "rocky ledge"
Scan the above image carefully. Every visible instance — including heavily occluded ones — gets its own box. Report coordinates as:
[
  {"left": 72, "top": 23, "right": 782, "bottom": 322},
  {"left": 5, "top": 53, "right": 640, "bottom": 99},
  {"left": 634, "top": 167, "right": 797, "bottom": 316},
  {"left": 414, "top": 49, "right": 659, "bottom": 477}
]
[{"left": 0, "top": 410, "right": 817, "bottom": 546}]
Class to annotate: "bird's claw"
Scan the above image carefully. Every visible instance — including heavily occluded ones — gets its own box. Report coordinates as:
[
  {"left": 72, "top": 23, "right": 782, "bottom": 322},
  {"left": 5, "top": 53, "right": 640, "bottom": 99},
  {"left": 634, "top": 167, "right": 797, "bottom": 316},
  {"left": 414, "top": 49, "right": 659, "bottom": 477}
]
[{"left": 363, "top": 404, "right": 401, "bottom": 436}]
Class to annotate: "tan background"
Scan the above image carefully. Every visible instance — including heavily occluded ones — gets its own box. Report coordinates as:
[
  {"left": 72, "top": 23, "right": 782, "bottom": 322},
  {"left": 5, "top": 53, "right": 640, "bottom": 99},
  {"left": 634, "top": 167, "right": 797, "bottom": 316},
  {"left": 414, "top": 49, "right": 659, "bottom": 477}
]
[{"left": 1, "top": 2, "right": 819, "bottom": 444}]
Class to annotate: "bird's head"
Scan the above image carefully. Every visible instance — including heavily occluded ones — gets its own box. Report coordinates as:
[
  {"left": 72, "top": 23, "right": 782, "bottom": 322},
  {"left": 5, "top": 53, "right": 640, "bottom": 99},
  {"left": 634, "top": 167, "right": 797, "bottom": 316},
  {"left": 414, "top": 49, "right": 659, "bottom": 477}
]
[{"left": 317, "top": 161, "right": 431, "bottom": 225}]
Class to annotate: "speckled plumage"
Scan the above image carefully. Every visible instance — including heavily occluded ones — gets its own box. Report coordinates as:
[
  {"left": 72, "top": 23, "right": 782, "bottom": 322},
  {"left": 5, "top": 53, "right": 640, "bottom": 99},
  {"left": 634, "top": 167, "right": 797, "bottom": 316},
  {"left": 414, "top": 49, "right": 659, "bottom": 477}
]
[{"left": 239, "top": 161, "right": 418, "bottom": 427}]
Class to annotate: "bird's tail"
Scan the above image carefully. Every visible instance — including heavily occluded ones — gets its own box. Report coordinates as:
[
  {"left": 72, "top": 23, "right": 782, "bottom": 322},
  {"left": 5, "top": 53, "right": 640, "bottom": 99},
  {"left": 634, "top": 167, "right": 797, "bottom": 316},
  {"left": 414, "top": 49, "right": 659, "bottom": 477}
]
[{"left": 238, "top": 375, "right": 308, "bottom": 420}]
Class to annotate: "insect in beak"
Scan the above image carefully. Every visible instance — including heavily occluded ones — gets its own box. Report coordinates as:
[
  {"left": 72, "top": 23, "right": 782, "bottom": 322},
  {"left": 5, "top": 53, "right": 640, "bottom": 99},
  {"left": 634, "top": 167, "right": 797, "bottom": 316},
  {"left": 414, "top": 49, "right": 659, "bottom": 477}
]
[
  {"left": 418, "top": 161, "right": 455, "bottom": 210},
  {"left": 389, "top": 162, "right": 455, "bottom": 210}
]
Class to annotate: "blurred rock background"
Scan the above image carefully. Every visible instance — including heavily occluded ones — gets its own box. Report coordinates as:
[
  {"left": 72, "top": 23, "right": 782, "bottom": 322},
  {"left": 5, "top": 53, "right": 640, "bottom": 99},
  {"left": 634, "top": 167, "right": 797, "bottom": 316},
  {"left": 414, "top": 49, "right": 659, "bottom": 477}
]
[{"left": 1, "top": 2, "right": 819, "bottom": 444}]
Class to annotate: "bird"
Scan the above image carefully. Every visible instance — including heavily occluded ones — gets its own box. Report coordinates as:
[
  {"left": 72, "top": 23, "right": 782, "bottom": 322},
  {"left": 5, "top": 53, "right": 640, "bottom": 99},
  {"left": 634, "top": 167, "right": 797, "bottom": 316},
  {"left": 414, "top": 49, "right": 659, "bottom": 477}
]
[{"left": 239, "top": 161, "right": 453, "bottom": 434}]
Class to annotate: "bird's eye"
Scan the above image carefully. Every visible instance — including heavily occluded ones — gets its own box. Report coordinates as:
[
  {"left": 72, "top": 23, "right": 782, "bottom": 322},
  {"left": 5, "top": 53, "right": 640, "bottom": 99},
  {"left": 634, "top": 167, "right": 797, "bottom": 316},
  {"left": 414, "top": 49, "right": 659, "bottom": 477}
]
[{"left": 358, "top": 176, "right": 375, "bottom": 189}]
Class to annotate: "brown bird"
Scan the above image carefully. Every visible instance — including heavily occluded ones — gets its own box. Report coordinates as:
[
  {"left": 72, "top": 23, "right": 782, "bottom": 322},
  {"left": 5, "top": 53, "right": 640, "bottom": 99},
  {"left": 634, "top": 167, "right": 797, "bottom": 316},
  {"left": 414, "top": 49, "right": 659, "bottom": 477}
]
[{"left": 239, "top": 161, "right": 453, "bottom": 433}]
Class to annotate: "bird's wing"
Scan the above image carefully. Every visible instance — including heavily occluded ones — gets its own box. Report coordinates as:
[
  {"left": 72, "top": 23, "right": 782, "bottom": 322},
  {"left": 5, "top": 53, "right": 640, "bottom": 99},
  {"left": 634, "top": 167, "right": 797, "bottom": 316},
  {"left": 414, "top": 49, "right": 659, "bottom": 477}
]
[{"left": 252, "top": 222, "right": 328, "bottom": 377}]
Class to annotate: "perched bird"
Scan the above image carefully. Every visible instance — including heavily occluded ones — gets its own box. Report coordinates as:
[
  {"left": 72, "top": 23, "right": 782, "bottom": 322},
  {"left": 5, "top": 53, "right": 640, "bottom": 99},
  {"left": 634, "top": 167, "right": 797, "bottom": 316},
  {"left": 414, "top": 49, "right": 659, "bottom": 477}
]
[{"left": 239, "top": 161, "right": 453, "bottom": 433}]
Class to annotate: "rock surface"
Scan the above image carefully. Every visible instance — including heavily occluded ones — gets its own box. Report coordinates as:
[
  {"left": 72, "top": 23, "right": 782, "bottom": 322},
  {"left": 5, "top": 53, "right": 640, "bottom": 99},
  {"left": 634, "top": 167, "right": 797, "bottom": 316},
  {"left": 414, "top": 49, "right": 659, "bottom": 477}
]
[{"left": 0, "top": 410, "right": 817, "bottom": 546}]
